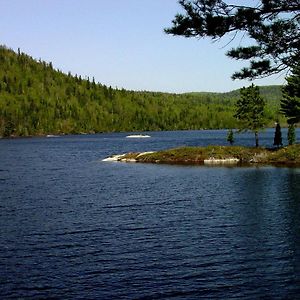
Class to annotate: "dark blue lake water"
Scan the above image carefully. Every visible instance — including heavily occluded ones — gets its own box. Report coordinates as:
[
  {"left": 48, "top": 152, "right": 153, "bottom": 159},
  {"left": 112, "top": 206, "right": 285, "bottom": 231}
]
[{"left": 1, "top": 129, "right": 300, "bottom": 299}]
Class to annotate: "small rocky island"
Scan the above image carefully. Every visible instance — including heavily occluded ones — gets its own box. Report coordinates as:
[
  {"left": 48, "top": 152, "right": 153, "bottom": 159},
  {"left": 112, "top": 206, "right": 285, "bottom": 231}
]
[{"left": 103, "top": 145, "right": 300, "bottom": 167}]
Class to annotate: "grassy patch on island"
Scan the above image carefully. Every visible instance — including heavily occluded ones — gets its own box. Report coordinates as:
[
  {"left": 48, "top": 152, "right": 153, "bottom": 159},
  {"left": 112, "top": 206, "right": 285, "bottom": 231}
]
[{"left": 122, "top": 145, "right": 300, "bottom": 166}]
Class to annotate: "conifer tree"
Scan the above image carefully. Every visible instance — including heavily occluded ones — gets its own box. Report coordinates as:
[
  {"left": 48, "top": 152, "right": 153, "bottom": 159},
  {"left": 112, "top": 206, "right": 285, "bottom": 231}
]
[
  {"left": 227, "top": 129, "right": 234, "bottom": 145},
  {"left": 288, "top": 124, "right": 296, "bottom": 145},
  {"left": 234, "top": 84, "right": 265, "bottom": 147},
  {"left": 166, "top": 1, "right": 300, "bottom": 80},
  {"left": 281, "top": 63, "right": 300, "bottom": 145},
  {"left": 273, "top": 123, "right": 283, "bottom": 147},
  {"left": 280, "top": 63, "right": 300, "bottom": 124}
]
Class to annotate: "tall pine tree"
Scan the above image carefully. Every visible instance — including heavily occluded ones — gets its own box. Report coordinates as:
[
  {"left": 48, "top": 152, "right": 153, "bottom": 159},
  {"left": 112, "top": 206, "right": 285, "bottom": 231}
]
[
  {"left": 234, "top": 84, "right": 265, "bottom": 147},
  {"left": 273, "top": 123, "right": 283, "bottom": 147},
  {"left": 281, "top": 62, "right": 300, "bottom": 144},
  {"left": 281, "top": 63, "right": 300, "bottom": 124}
]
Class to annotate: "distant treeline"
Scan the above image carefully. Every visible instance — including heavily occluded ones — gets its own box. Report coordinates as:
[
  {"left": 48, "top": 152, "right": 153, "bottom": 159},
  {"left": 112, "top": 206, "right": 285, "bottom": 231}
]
[{"left": 0, "top": 45, "right": 284, "bottom": 137}]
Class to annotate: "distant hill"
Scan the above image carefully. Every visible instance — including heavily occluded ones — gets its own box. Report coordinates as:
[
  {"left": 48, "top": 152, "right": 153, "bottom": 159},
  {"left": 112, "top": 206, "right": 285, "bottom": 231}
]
[
  {"left": 224, "top": 85, "right": 282, "bottom": 105},
  {"left": 186, "top": 85, "right": 282, "bottom": 106},
  {"left": 0, "top": 45, "right": 284, "bottom": 137}
]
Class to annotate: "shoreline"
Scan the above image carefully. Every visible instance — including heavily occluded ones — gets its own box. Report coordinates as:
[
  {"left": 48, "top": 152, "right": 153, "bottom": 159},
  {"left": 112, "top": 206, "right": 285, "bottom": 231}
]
[
  {"left": 0, "top": 127, "right": 294, "bottom": 140},
  {"left": 103, "top": 145, "right": 300, "bottom": 167}
]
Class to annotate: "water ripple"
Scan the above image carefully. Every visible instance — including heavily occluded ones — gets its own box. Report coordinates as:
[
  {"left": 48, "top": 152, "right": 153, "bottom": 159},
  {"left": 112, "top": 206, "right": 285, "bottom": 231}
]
[{"left": 1, "top": 132, "right": 300, "bottom": 299}]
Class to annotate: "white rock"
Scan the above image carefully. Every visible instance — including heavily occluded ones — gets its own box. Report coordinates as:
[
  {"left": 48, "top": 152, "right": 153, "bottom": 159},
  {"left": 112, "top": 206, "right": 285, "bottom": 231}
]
[
  {"left": 204, "top": 157, "right": 239, "bottom": 164},
  {"left": 136, "top": 151, "right": 155, "bottom": 157},
  {"left": 102, "top": 154, "right": 126, "bottom": 162}
]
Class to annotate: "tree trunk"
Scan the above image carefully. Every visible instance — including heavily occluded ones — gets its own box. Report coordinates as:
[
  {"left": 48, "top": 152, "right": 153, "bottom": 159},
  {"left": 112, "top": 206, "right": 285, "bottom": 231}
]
[{"left": 255, "top": 131, "right": 259, "bottom": 147}]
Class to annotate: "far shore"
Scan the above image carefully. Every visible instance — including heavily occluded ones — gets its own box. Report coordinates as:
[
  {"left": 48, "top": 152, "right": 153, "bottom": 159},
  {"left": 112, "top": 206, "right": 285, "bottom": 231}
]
[{"left": 103, "top": 145, "right": 300, "bottom": 167}]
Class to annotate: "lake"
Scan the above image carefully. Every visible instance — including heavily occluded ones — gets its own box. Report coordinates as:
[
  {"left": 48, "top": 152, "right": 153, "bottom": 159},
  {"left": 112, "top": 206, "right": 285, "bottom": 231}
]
[{"left": 1, "top": 129, "right": 300, "bottom": 299}]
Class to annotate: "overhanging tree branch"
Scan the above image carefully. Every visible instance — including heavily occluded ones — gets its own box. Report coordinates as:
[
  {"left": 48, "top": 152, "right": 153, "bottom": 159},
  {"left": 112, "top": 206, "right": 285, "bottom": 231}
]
[{"left": 165, "top": 0, "right": 300, "bottom": 80}]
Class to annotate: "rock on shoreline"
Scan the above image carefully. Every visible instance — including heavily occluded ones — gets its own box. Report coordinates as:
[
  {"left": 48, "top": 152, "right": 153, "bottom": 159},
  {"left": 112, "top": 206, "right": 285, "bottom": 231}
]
[
  {"left": 102, "top": 151, "right": 155, "bottom": 163},
  {"left": 203, "top": 158, "right": 240, "bottom": 164}
]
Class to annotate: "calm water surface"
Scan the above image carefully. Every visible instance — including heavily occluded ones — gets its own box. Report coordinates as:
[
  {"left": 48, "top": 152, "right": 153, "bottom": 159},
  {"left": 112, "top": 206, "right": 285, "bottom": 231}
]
[{"left": 1, "top": 130, "right": 300, "bottom": 299}]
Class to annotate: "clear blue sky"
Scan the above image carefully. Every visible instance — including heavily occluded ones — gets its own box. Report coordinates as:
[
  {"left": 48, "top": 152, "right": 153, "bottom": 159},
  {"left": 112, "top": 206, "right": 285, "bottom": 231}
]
[{"left": 0, "top": 0, "right": 285, "bottom": 93}]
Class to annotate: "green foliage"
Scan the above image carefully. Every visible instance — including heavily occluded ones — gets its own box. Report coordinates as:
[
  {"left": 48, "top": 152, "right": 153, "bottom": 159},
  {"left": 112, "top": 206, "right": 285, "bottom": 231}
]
[
  {"left": 288, "top": 124, "right": 296, "bottom": 145},
  {"left": 227, "top": 129, "right": 234, "bottom": 145},
  {"left": 273, "top": 123, "right": 283, "bottom": 147},
  {"left": 165, "top": 1, "right": 300, "bottom": 79},
  {"left": 135, "top": 145, "right": 251, "bottom": 164},
  {"left": 132, "top": 144, "right": 300, "bottom": 166},
  {"left": 280, "top": 63, "right": 300, "bottom": 124},
  {"left": 270, "top": 145, "right": 300, "bottom": 162},
  {"left": 234, "top": 84, "right": 265, "bottom": 147},
  {"left": 0, "top": 45, "right": 282, "bottom": 137}
]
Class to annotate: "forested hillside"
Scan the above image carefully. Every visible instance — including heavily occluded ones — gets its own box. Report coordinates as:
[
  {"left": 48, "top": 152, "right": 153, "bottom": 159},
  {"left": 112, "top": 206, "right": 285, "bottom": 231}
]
[{"left": 0, "top": 45, "right": 283, "bottom": 137}]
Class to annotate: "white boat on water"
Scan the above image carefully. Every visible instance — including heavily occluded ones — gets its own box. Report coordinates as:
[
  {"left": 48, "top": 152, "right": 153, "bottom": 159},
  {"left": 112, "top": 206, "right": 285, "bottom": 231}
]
[
  {"left": 126, "top": 134, "right": 151, "bottom": 138},
  {"left": 46, "top": 134, "right": 59, "bottom": 138}
]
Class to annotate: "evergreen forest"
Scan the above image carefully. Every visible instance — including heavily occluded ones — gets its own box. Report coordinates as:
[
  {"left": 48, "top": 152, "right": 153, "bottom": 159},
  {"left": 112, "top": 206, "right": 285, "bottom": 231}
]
[{"left": 0, "top": 45, "right": 284, "bottom": 137}]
